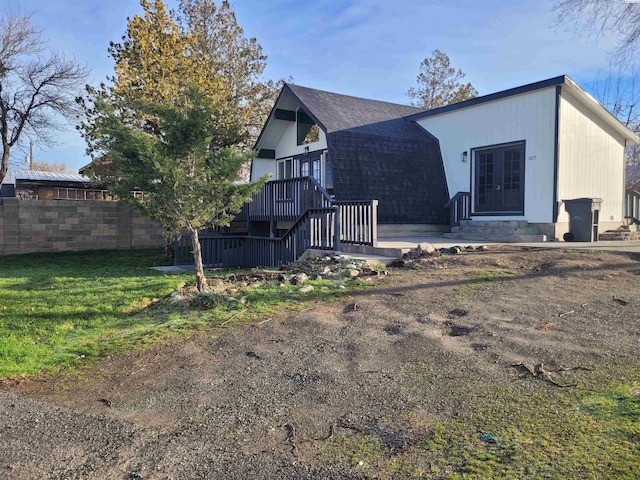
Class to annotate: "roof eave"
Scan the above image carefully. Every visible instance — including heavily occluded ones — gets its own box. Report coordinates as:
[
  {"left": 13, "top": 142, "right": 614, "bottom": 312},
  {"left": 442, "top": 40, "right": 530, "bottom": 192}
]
[
  {"left": 252, "top": 86, "right": 289, "bottom": 151},
  {"left": 561, "top": 77, "right": 640, "bottom": 144},
  {"left": 283, "top": 84, "right": 329, "bottom": 134},
  {"left": 406, "top": 75, "right": 567, "bottom": 121},
  {"left": 253, "top": 84, "right": 330, "bottom": 153}
]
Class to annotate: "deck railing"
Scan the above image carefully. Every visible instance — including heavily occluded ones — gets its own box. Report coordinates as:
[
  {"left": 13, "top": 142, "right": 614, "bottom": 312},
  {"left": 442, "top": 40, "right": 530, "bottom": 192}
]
[
  {"left": 175, "top": 199, "right": 379, "bottom": 268},
  {"left": 175, "top": 207, "right": 338, "bottom": 268},
  {"left": 625, "top": 189, "right": 640, "bottom": 224},
  {"left": 445, "top": 191, "right": 471, "bottom": 228},
  {"left": 336, "top": 200, "right": 378, "bottom": 245},
  {"left": 235, "top": 176, "right": 333, "bottom": 223}
]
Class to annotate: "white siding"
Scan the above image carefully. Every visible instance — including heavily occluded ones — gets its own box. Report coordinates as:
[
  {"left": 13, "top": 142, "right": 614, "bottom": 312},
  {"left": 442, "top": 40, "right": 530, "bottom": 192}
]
[
  {"left": 251, "top": 123, "right": 328, "bottom": 182},
  {"left": 417, "top": 88, "right": 557, "bottom": 223},
  {"left": 251, "top": 158, "right": 275, "bottom": 182},
  {"left": 557, "top": 89, "right": 626, "bottom": 224},
  {"left": 274, "top": 122, "right": 327, "bottom": 159}
]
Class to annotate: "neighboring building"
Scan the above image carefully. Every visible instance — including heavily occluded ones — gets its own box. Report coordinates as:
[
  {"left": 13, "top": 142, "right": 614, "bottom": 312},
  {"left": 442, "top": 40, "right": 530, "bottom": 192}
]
[{"left": 0, "top": 170, "right": 112, "bottom": 201}]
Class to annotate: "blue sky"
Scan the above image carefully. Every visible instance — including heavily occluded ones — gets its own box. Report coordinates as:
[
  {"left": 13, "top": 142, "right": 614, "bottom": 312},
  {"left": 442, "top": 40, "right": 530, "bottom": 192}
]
[{"left": 15, "top": 0, "right": 622, "bottom": 172}]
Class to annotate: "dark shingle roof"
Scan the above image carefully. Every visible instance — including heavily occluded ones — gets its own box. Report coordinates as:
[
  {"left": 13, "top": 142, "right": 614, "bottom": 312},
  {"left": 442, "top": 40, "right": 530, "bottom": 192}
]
[
  {"left": 282, "top": 84, "right": 449, "bottom": 224},
  {"left": 285, "top": 84, "right": 426, "bottom": 139}
]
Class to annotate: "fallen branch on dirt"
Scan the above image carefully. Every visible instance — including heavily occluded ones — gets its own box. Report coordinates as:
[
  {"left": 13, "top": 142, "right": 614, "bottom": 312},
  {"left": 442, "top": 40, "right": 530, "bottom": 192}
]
[
  {"left": 555, "top": 310, "right": 575, "bottom": 317},
  {"left": 256, "top": 317, "right": 272, "bottom": 325},
  {"left": 510, "top": 362, "right": 579, "bottom": 388},
  {"left": 315, "top": 419, "right": 365, "bottom": 441},
  {"left": 280, "top": 423, "right": 298, "bottom": 456},
  {"left": 537, "top": 322, "right": 556, "bottom": 331},
  {"left": 220, "top": 308, "right": 248, "bottom": 326},
  {"left": 548, "top": 365, "right": 593, "bottom": 373},
  {"left": 295, "top": 304, "right": 319, "bottom": 317},
  {"left": 613, "top": 296, "right": 629, "bottom": 306}
]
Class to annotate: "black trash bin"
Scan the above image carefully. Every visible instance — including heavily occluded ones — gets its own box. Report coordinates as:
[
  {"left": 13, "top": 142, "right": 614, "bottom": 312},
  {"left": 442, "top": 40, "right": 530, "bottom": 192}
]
[{"left": 563, "top": 198, "right": 602, "bottom": 242}]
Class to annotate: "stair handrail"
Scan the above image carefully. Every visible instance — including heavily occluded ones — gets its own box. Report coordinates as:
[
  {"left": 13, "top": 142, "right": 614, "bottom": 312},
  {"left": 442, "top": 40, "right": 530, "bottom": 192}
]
[
  {"left": 444, "top": 191, "right": 471, "bottom": 208},
  {"left": 176, "top": 206, "right": 338, "bottom": 267},
  {"left": 445, "top": 191, "right": 471, "bottom": 228}
]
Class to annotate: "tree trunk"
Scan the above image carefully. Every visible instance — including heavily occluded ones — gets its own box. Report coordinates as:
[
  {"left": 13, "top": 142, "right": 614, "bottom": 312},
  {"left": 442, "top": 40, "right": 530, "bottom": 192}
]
[
  {"left": 189, "top": 227, "right": 208, "bottom": 292},
  {"left": 1, "top": 146, "right": 9, "bottom": 186}
]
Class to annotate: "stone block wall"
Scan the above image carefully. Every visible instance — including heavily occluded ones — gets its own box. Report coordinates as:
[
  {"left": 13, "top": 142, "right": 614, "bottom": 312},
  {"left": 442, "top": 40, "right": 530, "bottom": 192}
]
[{"left": 0, "top": 198, "right": 165, "bottom": 255}]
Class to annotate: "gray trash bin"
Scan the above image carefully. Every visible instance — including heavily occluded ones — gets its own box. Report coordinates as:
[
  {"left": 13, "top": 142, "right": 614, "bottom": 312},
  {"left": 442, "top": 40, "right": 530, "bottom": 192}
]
[{"left": 563, "top": 198, "right": 602, "bottom": 242}]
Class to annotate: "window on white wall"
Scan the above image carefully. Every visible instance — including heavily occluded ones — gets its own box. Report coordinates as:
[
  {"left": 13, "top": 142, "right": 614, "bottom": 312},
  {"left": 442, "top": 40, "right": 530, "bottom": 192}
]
[
  {"left": 300, "top": 160, "right": 310, "bottom": 177},
  {"left": 277, "top": 158, "right": 293, "bottom": 180},
  {"left": 312, "top": 158, "right": 321, "bottom": 180}
]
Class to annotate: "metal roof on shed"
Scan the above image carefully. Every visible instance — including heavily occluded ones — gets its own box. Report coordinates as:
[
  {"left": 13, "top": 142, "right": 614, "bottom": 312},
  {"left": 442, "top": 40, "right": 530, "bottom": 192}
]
[{"left": 13, "top": 170, "right": 90, "bottom": 183}]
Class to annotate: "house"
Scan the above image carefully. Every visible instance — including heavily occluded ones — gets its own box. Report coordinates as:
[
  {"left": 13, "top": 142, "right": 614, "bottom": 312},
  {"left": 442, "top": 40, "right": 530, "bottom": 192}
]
[
  {"left": 0, "top": 170, "right": 112, "bottom": 201},
  {"left": 250, "top": 75, "right": 638, "bottom": 241},
  {"left": 177, "top": 75, "right": 639, "bottom": 267},
  {"left": 251, "top": 84, "right": 450, "bottom": 236}
]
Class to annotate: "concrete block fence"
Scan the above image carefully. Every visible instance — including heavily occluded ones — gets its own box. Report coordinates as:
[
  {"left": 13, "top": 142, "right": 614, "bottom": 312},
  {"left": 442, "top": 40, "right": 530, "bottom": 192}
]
[{"left": 0, "top": 198, "right": 165, "bottom": 255}]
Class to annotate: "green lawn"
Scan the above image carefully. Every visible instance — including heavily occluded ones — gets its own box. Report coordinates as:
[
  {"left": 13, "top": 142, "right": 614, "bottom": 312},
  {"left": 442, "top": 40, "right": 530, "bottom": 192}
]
[
  {"left": 0, "top": 249, "right": 191, "bottom": 377},
  {"left": 0, "top": 249, "right": 362, "bottom": 378}
]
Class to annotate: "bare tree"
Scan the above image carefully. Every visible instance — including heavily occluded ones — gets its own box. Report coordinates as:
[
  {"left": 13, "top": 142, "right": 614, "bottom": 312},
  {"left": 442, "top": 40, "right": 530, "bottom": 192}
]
[
  {"left": 31, "top": 160, "right": 67, "bottom": 172},
  {"left": 591, "top": 63, "right": 640, "bottom": 164},
  {"left": 555, "top": 0, "right": 640, "bottom": 62},
  {"left": 0, "top": 11, "right": 87, "bottom": 185},
  {"left": 407, "top": 50, "right": 477, "bottom": 109}
]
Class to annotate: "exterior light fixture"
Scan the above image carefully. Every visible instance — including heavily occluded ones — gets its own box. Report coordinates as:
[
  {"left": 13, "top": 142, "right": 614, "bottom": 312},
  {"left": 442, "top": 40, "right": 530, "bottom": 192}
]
[
  {"left": 461, "top": 151, "right": 468, "bottom": 162},
  {"left": 304, "top": 146, "right": 310, "bottom": 154}
]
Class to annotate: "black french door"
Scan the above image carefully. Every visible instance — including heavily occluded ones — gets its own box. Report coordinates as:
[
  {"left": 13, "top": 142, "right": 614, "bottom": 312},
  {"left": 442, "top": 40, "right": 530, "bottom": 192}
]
[{"left": 474, "top": 142, "right": 525, "bottom": 214}]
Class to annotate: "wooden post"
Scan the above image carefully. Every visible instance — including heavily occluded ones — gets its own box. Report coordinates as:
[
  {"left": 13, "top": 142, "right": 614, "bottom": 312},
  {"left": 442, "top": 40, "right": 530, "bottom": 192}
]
[
  {"left": 269, "top": 183, "right": 276, "bottom": 237},
  {"left": 333, "top": 206, "right": 341, "bottom": 251},
  {"left": 371, "top": 200, "right": 378, "bottom": 247}
]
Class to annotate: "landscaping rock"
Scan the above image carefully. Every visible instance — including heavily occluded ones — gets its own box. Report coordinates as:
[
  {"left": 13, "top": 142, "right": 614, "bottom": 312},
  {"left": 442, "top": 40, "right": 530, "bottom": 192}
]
[
  {"left": 418, "top": 243, "right": 436, "bottom": 255},
  {"left": 347, "top": 269, "right": 360, "bottom": 278},
  {"left": 291, "top": 273, "right": 309, "bottom": 285},
  {"left": 389, "top": 259, "right": 407, "bottom": 268},
  {"left": 299, "top": 285, "right": 315, "bottom": 293}
]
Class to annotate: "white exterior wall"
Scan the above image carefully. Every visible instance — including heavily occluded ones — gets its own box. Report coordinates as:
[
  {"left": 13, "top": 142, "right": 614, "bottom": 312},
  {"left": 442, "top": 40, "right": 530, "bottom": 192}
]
[
  {"left": 251, "top": 123, "right": 328, "bottom": 182},
  {"left": 557, "top": 89, "right": 626, "bottom": 225},
  {"left": 251, "top": 158, "right": 275, "bottom": 182},
  {"left": 417, "top": 88, "right": 557, "bottom": 223},
  {"left": 275, "top": 121, "right": 327, "bottom": 159}
]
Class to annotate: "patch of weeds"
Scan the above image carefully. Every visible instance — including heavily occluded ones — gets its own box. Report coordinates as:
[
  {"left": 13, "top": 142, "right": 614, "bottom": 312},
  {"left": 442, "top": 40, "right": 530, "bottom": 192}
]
[
  {"left": 412, "top": 369, "right": 640, "bottom": 479},
  {"left": 321, "top": 415, "right": 435, "bottom": 479},
  {"left": 472, "top": 270, "right": 503, "bottom": 283},
  {"left": 189, "top": 292, "right": 225, "bottom": 309},
  {"left": 324, "top": 433, "right": 385, "bottom": 468},
  {"left": 577, "top": 382, "right": 640, "bottom": 443}
]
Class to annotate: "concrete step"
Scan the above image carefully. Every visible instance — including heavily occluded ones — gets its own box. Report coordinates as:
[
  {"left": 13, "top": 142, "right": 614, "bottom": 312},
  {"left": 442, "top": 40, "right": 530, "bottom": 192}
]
[
  {"left": 599, "top": 231, "right": 640, "bottom": 241},
  {"left": 452, "top": 226, "right": 542, "bottom": 235},
  {"left": 443, "top": 232, "right": 548, "bottom": 243},
  {"left": 303, "top": 248, "right": 398, "bottom": 265},
  {"left": 341, "top": 243, "right": 411, "bottom": 258},
  {"left": 448, "top": 220, "right": 547, "bottom": 243},
  {"left": 458, "top": 220, "right": 528, "bottom": 228}
]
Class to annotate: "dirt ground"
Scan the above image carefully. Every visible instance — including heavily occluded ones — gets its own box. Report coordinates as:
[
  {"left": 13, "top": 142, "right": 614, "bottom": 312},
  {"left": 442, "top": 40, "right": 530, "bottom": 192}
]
[{"left": 1, "top": 246, "right": 640, "bottom": 479}]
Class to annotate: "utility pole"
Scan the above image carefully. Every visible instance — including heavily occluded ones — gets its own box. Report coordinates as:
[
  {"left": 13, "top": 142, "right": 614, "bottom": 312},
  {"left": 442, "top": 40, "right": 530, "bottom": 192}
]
[{"left": 29, "top": 142, "right": 33, "bottom": 170}]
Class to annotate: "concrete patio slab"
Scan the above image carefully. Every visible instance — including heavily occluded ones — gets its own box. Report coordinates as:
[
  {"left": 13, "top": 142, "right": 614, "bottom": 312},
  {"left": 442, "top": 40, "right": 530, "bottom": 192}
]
[{"left": 377, "top": 234, "right": 640, "bottom": 254}]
